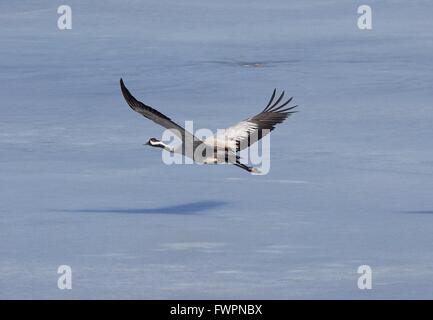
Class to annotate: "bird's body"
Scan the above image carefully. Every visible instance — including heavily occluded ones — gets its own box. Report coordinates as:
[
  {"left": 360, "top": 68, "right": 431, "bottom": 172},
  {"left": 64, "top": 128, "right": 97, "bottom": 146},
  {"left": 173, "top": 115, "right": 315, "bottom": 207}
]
[{"left": 120, "top": 79, "right": 297, "bottom": 173}]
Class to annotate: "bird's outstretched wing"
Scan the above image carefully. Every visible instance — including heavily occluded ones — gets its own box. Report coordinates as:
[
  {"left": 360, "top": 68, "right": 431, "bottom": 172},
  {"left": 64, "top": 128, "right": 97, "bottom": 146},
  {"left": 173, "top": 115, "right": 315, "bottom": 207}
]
[
  {"left": 221, "top": 89, "right": 298, "bottom": 151},
  {"left": 120, "top": 79, "right": 203, "bottom": 149}
]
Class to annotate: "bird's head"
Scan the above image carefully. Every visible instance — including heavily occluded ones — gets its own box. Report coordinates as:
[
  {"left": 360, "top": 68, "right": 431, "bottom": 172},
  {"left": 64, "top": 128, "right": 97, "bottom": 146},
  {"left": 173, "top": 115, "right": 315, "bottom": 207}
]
[
  {"left": 145, "top": 137, "right": 163, "bottom": 147},
  {"left": 144, "top": 138, "right": 173, "bottom": 152}
]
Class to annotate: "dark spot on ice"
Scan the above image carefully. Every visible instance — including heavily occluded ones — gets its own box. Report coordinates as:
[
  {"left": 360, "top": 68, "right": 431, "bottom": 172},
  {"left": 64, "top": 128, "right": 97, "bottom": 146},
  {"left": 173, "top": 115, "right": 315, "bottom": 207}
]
[
  {"left": 402, "top": 210, "right": 433, "bottom": 215},
  {"left": 57, "top": 200, "right": 227, "bottom": 215},
  {"left": 238, "top": 62, "right": 264, "bottom": 68},
  {"left": 202, "top": 59, "right": 301, "bottom": 68}
]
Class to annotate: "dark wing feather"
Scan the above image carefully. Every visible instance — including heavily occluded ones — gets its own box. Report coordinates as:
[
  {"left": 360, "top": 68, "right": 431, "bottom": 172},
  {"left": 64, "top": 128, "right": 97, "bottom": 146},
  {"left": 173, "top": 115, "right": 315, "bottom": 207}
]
[
  {"left": 120, "top": 79, "right": 203, "bottom": 149},
  {"left": 224, "top": 89, "right": 298, "bottom": 151}
]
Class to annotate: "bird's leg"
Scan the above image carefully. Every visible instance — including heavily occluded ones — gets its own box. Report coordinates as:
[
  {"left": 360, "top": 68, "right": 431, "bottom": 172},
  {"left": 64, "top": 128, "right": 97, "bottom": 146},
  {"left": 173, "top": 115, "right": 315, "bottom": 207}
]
[{"left": 234, "top": 162, "right": 260, "bottom": 174}]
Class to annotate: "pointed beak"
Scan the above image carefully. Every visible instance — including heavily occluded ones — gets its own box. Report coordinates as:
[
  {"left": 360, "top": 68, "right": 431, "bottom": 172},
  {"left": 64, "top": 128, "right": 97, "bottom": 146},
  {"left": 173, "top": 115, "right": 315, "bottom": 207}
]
[{"left": 144, "top": 141, "right": 150, "bottom": 146}]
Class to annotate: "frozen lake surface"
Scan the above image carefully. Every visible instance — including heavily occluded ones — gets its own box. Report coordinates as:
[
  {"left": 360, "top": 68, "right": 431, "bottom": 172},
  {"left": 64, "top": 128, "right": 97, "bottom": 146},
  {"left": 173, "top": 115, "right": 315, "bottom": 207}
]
[{"left": 1, "top": 0, "right": 433, "bottom": 298}]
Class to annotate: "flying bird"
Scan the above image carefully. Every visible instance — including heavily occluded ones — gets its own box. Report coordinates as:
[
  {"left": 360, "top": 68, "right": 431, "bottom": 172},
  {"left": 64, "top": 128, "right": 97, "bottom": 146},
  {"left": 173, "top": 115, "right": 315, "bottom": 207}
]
[{"left": 120, "top": 78, "right": 297, "bottom": 173}]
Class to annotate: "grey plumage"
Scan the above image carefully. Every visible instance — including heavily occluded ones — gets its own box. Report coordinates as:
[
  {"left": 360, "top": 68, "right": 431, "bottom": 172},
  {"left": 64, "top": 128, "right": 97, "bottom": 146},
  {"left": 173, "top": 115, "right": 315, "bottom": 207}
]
[{"left": 119, "top": 79, "right": 298, "bottom": 173}]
